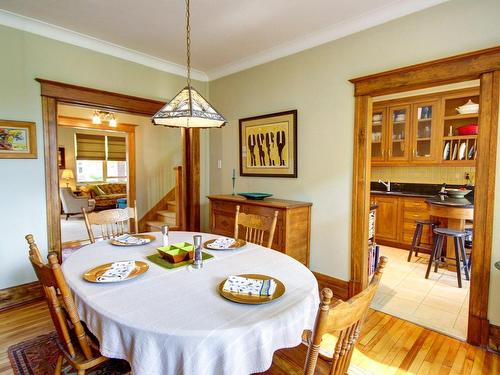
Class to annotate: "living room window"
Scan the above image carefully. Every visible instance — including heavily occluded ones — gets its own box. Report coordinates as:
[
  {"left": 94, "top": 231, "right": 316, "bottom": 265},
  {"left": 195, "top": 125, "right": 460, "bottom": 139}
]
[{"left": 75, "top": 133, "right": 127, "bottom": 183}]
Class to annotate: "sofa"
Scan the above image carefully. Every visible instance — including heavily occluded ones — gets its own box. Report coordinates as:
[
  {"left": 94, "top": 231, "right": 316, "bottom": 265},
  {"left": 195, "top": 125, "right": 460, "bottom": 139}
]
[{"left": 79, "top": 183, "right": 127, "bottom": 210}]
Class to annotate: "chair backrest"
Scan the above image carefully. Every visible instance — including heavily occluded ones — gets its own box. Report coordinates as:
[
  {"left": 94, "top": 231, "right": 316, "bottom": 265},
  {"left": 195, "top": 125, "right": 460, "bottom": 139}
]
[
  {"left": 26, "top": 234, "right": 94, "bottom": 361},
  {"left": 233, "top": 205, "right": 278, "bottom": 248},
  {"left": 59, "top": 187, "right": 75, "bottom": 212},
  {"left": 303, "top": 256, "right": 388, "bottom": 375},
  {"left": 83, "top": 201, "right": 138, "bottom": 243}
]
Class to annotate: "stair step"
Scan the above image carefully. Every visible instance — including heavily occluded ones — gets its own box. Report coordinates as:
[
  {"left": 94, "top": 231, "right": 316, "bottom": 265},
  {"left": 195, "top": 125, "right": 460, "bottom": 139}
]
[
  {"left": 167, "top": 200, "right": 176, "bottom": 206},
  {"left": 157, "top": 210, "right": 176, "bottom": 218},
  {"left": 146, "top": 221, "right": 181, "bottom": 231}
]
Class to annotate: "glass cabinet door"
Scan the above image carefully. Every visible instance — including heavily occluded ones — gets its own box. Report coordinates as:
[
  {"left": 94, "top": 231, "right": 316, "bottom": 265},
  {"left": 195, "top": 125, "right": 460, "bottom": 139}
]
[
  {"left": 412, "top": 101, "right": 438, "bottom": 161},
  {"left": 371, "top": 107, "right": 386, "bottom": 161},
  {"left": 388, "top": 106, "right": 410, "bottom": 161}
]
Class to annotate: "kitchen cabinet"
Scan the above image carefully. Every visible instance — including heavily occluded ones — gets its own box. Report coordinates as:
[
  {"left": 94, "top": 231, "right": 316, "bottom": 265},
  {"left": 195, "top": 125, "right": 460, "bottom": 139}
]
[
  {"left": 371, "top": 195, "right": 399, "bottom": 242},
  {"left": 371, "top": 194, "right": 433, "bottom": 250},
  {"left": 371, "top": 87, "right": 478, "bottom": 166}
]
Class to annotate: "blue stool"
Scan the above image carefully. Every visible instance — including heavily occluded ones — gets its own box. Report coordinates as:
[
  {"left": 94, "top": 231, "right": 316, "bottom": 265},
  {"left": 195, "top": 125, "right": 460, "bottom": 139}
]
[{"left": 116, "top": 198, "right": 127, "bottom": 209}]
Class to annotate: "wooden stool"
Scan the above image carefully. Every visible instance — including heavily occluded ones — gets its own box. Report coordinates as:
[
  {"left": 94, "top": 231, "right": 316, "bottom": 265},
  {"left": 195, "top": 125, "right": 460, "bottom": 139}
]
[
  {"left": 426, "top": 228, "right": 469, "bottom": 288},
  {"left": 407, "top": 220, "right": 440, "bottom": 262}
]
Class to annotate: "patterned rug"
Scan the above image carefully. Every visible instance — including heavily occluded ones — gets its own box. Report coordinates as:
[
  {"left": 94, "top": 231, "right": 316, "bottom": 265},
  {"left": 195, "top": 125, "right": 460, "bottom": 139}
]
[{"left": 8, "top": 332, "right": 129, "bottom": 375}]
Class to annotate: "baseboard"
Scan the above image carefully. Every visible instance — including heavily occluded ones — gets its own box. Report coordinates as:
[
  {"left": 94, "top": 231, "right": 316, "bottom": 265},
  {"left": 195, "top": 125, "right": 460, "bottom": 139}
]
[
  {"left": 312, "top": 272, "right": 349, "bottom": 301},
  {"left": 489, "top": 324, "right": 500, "bottom": 353},
  {"left": 0, "top": 281, "right": 44, "bottom": 312}
]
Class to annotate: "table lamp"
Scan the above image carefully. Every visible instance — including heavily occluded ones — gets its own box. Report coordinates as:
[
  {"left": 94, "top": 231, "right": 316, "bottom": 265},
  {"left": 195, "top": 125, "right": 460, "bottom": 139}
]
[{"left": 61, "top": 169, "right": 74, "bottom": 188}]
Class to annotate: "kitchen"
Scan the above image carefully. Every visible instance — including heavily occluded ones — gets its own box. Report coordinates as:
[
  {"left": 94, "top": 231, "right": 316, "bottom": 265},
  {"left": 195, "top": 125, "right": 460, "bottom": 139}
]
[{"left": 368, "top": 84, "right": 478, "bottom": 340}]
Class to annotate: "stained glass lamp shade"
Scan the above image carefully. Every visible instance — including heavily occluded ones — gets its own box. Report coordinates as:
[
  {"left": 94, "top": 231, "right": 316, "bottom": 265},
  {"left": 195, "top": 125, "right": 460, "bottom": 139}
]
[{"left": 152, "top": 86, "right": 227, "bottom": 128}]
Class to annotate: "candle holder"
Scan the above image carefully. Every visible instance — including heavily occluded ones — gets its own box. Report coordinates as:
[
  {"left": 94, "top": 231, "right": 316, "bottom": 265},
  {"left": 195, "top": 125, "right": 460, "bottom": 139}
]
[{"left": 232, "top": 169, "right": 236, "bottom": 195}]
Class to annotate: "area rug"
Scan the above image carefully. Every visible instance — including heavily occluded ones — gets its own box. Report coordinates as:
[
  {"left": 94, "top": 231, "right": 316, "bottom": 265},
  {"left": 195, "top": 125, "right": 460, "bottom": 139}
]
[{"left": 8, "top": 332, "right": 129, "bottom": 375}]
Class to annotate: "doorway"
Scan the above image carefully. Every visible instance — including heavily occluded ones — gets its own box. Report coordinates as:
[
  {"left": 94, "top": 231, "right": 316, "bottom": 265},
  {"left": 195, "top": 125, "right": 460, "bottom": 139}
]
[
  {"left": 348, "top": 46, "right": 500, "bottom": 346},
  {"left": 38, "top": 79, "right": 201, "bottom": 261}
]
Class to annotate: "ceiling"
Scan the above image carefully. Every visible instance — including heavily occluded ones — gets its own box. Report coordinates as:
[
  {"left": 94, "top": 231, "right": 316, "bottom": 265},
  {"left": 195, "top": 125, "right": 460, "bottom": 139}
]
[{"left": 0, "top": 0, "right": 447, "bottom": 80}]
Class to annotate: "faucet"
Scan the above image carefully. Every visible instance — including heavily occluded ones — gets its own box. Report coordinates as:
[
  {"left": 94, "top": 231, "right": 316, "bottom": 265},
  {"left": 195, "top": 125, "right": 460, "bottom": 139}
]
[{"left": 378, "top": 179, "right": 391, "bottom": 192}]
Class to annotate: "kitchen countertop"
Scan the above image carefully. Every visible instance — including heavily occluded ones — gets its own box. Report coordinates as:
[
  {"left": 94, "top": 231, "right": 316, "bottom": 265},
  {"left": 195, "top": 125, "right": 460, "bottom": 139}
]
[
  {"left": 425, "top": 195, "right": 474, "bottom": 208},
  {"left": 370, "top": 190, "right": 435, "bottom": 198}
]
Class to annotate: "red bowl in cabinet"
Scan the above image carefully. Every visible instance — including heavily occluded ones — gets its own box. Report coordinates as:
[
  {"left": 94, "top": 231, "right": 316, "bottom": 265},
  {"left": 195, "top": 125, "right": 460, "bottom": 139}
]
[{"left": 457, "top": 124, "right": 478, "bottom": 135}]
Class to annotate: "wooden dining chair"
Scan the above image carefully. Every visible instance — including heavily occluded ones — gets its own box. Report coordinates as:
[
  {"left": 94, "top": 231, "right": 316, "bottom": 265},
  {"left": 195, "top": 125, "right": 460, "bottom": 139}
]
[
  {"left": 26, "top": 234, "right": 129, "bottom": 375},
  {"left": 83, "top": 201, "right": 138, "bottom": 243},
  {"left": 234, "top": 205, "right": 279, "bottom": 248},
  {"left": 259, "top": 256, "right": 388, "bottom": 375}
]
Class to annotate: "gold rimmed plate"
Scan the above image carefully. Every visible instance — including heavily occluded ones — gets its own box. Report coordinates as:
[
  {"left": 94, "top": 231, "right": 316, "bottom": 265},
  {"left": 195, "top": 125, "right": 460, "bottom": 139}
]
[
  {"left": 83, "top": 261, "right": 149, "bottom": 283},
  {"left": 218, "top": 274, "right": 285, "bottom": 305},
  {"left": 110, "top": 234, "right": 156, "bottom": 247},
  {"left": 204, "top": 238, "right": 246, "bottom": 250}
]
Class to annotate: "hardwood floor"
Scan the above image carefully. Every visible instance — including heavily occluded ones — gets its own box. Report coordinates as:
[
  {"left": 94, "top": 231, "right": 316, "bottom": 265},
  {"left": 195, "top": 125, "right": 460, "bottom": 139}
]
[{"left": 0, "top": 301, "right": 498, "bottom": 374}]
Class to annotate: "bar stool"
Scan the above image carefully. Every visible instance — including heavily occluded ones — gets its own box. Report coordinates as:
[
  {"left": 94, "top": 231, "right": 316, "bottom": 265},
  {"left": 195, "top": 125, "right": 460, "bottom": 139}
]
[
  {"left": 407, "top": 220, "right": 440, "bottom": 262},
  {"left": 425, "top": 228, "right": 469, "bottom": 288}
]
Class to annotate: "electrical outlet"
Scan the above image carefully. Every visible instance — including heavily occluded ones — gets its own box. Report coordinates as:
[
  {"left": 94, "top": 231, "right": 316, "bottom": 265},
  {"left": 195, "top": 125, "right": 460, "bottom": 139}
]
[{"left": 217, "top": 160, "right": 222, "bottom": 169}]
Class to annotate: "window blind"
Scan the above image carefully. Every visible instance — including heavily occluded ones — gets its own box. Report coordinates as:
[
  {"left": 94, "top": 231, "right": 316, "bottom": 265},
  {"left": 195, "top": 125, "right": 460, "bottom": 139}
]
[
  {"left": 107, "top": 136, "right": 126, "bottom": 161},
  {"left": 76, "top": 134, "right": 105, "bottom": 160}
]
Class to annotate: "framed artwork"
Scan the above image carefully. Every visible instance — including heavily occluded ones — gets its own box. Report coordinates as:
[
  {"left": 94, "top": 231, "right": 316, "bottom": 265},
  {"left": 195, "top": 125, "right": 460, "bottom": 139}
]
[
  {"left": 58, "top": 147, "right": 66, "bottom": 169},
  {"left": 0, "top": 120, "right": 37, "bottom": 159},
  {"left": 239, "top": 110, "right": 297, "bottom": 177}
]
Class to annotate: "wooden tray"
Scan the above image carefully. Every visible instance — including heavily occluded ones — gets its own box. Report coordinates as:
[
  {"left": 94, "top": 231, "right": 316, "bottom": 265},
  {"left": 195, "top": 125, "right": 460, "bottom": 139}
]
[
  {"left": 218, "top": 274, "right": 285, "bottom": 305},
  {"left": 83, "top": 261, "right": 149, "bottom": 283},
  {"left": 204, "top": 238, "right": 246, "bottom": 250},
  {"left": 110, "top": 234, "right": 156, "bottom": 246}
]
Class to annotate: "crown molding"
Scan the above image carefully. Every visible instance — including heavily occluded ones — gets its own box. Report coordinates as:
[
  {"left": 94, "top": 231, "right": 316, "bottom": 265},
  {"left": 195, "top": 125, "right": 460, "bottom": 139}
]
[
  {"left": 206, "top": 0, "right": 449, "bottom": 80},
  {"left": 0, "top": 9, "right": 208, "bottom": 82}
]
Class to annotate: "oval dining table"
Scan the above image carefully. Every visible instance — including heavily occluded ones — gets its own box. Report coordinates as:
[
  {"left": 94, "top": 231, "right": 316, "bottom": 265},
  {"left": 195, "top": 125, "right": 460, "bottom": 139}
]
[{"left": 62, "top": 231, "right": 319, "bottom": 375}]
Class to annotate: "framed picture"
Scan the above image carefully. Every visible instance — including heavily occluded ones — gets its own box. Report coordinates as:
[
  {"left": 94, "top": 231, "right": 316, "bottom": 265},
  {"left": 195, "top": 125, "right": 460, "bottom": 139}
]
[
  {"left": 58, "top": 147, "right": 66, "bottom": 169},
  {"left": 0, "top": 120, "right": 37, "bottom": 159},
  {"left": 239, "top": 110, "right": 297, "bottom": 177}
]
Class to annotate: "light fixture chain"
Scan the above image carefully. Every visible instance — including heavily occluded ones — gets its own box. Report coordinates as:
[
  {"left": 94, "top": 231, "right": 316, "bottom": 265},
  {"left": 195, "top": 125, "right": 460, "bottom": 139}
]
[{"left": 186, "top": 0, "right": 191, "bottom": 88}]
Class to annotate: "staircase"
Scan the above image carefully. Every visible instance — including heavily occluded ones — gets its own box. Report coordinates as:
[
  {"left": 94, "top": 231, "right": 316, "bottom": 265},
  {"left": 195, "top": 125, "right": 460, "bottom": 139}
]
[
  {"left": 145, "top": 200, "right": 178, "bottom": 231},
  {"left": 139, "top": 166, "right": 184, "bottom": 232}
]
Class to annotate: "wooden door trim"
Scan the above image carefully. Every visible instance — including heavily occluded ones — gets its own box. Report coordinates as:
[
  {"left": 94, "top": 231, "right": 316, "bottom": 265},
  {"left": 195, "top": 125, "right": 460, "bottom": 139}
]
[
  {"left": 349, "top": 46, "right": 500, "bottom": 347},
  {"left": 37, "top": 79, "right": 200, "bottom": 258},
  {"left": 350, "top": 45, "right": 500, "bottom": 96},
  {"left": 36, "top": 79, "right": 164, "bottom": 116}
]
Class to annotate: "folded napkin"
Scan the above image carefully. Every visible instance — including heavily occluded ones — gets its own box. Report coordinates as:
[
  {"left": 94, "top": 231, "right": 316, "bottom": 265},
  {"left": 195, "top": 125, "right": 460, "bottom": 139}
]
[
  {"left": 96, "top": 261, "right": 136, "bottom": 282},
  {"left": 114, "top": 234, "right": 149, "bottom": 245},
  {"left": 207, "top": 237, "right": 236, "bottom": 249},
  {"left": 222, "top": 275, "right": 277, "bottom": 297}
]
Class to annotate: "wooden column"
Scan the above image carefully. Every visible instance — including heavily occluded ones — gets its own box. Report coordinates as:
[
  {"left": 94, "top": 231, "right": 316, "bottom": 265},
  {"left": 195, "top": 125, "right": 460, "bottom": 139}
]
[
  {"left": 349, "top": 95, "right": 373, "bottom": 296},
  {"left": 41, "top": 96, "right": 62, "bottom": 260},
  {"left": 181, "top": 128, "right": 200, "bottom": 231},
  {"left": 469, "top": 70, "right": 500, "bottom": 346}
]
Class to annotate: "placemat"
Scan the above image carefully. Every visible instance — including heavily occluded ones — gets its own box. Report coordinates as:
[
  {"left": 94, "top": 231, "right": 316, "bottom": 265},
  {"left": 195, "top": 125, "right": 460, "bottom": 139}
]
[{"left": 147, "top": 251, "right": 214, "bottom": 269}]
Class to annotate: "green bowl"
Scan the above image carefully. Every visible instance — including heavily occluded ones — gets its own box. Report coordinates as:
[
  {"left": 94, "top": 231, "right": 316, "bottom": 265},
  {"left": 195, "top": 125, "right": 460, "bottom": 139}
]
[{"left": 157, "top": 244, "right": 194, "bottom": 263}]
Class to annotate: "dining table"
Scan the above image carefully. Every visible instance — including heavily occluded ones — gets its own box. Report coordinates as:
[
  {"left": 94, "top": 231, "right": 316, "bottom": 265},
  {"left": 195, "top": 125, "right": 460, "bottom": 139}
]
[{"left": 62, "top": 231, "right": 319, "bottom": 375}]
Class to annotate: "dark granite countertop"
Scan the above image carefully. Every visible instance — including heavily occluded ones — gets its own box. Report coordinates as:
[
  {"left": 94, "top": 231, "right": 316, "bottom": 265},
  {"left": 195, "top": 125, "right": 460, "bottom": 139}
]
[
  {"left": 425, "top": 195, "right": 474, "bottom": 208},
  {"left": 370, "top": 190, "right": 435, "bottom": 198}
]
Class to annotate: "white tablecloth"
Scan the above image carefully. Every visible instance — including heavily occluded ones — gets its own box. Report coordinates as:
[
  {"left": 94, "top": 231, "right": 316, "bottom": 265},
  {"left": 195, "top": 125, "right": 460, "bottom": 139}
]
[{"left": 62, "top": 231, "right": 319, "bottom": 375}]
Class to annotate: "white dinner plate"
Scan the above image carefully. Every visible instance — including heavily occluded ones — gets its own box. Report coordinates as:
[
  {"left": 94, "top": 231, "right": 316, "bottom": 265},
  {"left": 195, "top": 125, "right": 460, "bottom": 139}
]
[
  {"left": 459, "top": 142, "right": 466, "bottom": 160},
  {"left": 443, "top": 142, "right": 450, "bottom": 160}
]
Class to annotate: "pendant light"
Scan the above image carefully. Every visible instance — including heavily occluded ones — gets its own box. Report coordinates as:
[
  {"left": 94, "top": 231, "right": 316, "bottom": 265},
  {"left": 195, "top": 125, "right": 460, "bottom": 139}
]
[{"left": 152, "top": 0, "right": 227, "bottom": 128}]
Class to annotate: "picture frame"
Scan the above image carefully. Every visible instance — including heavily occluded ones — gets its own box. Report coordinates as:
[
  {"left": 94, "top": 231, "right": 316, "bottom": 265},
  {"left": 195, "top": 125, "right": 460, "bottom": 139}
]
[
  {"left": 239, "top": 110, "right": 297, "bottom": 178},
  {"left": 58, "top": 147, "right": 66, "bottom": 169},
  {"left": 0, "top": 119, "right": 37, "bottom": 159}
]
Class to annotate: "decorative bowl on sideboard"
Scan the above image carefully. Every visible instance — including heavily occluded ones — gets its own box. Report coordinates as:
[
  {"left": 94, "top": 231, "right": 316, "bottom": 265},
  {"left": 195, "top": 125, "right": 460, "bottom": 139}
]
[{"left": 238, "top": 192, "right": 273, "bottom": 200}]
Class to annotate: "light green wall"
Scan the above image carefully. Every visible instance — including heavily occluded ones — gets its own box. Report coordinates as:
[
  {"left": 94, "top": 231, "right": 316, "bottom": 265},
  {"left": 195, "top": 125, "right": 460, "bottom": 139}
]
[
  {"left": 209, "top": 0, "right": 500, "bottom": 323},
  {"left": 0, "top": 24, "right": 208, "bottom": 289}
]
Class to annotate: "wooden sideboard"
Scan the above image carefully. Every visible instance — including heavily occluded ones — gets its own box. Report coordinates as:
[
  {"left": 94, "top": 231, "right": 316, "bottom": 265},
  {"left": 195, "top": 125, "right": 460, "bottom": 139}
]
[{"left": 207, "top": 195, "right": 312, "bottom": 267}]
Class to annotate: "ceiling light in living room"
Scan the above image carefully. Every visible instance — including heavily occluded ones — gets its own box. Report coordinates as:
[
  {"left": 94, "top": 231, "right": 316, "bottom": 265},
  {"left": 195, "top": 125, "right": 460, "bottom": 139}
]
[
  {"left": 91, "top": 110, "right": 118, "bottom": 127},
  {"left": 152, "top": 0, "right": 226, "bottom": 129}
]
